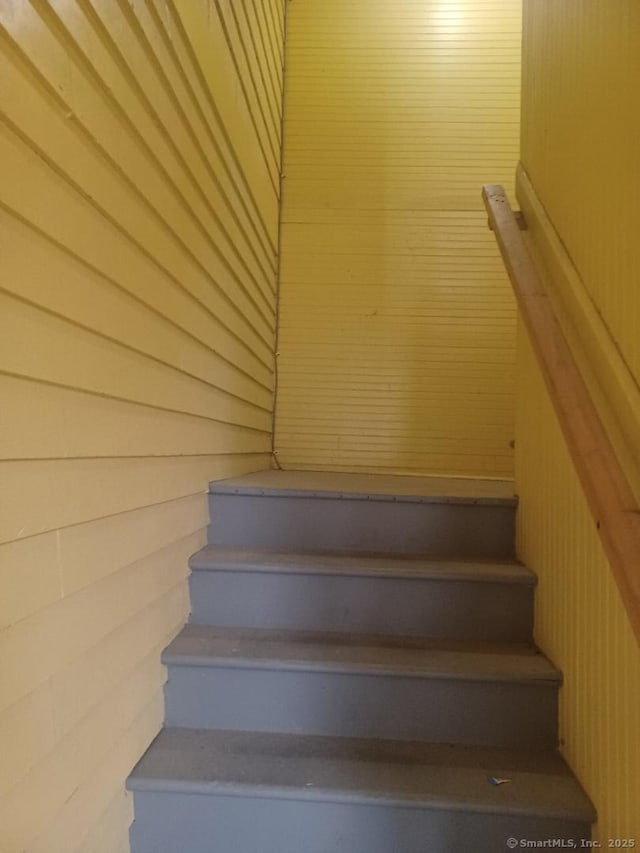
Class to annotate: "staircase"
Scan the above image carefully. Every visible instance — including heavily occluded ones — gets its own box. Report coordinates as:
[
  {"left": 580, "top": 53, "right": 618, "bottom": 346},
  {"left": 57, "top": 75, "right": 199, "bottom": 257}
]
[{"left": 127, "top": 471, "right": 595, "bottom": 852}]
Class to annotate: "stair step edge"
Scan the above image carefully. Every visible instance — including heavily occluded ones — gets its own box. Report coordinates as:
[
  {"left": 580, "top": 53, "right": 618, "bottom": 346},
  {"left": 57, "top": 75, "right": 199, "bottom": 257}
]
[
  {"left": 209, "top": 484, "right": 516, "bottom": 507},
  {"left": 208, "top": 471, "right": 516, "bottom": 505},
  {"left": 127, "top": 730, "right": 595, "bottom": 824},
  {"left": 161, "top": 631, "right": 561, "bottom": 685},
  {"left": 126, "top": 776, "right": 593, "bottom": 823},
  {"left": 162, "top": 653, "right": 561, "bottom": 685},
  {"left": 189, "top": 547, "right": 535, "bottom": 585}
]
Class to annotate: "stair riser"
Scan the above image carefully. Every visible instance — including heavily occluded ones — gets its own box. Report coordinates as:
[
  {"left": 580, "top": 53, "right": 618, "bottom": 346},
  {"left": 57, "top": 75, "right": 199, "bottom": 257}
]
[
  {"left": 164, "top": 666, "right": 558, "bottom": 749},
  {"left": 189, "top": 571, "right": 534, "bottom": 641},
  {"left": 208, "top": 495, "right": 515, "bottom": 558},
  {"left": 130, "top": 791, "right": 591, "bottom": 853}
]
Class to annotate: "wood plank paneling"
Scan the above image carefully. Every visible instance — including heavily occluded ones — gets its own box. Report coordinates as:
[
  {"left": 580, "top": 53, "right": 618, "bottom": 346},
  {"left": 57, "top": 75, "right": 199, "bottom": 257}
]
[
  {"left": 0, "top": 0, "right": 285, "bottom": 850},
  {"left": 275, "top": 0, "right": 521, "bottom": 477},
  {"left": 516, "top": 326, "right": 640, "bottom": 843},
  {"left": 518, "top": 1, "right": 640, "bottom": 840},
  {"left": 521, "top": 0, "right": 640, "bottom": 387}
]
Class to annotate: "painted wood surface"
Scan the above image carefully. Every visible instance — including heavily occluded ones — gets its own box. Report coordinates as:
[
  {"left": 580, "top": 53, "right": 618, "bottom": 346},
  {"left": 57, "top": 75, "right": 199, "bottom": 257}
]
[
  {"left": 518, "top": 0, "right": 640, "bottom": 840},
  {"left": 516, "top": 326, "right": 640, "bottom": 844},
  {"left": 0, "top": 1, "right": 285, "bottom": 850},
  {"left": 483, "top": 183, "right": 640, "bottom": 644},
  {"left": 275, "top": 0, "right": 522, "bottom": 477}
]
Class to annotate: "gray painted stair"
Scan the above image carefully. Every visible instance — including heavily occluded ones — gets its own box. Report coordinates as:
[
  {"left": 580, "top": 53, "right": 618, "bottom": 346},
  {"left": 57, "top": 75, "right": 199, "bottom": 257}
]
[
  {"left": 207, "top": 470, "right": 516, "bottom": 558},
  {"left": 189, "top": 546, "right": 536, "bottom": 641},
  {"left": 129, "top": 730, "right": 595, "bottom": 853},
  {"left": 128, "top": 471, "right": 595, "bottom": 851},
  {"left": 162, "top": 626, "right": 560, "bottom": 748}
]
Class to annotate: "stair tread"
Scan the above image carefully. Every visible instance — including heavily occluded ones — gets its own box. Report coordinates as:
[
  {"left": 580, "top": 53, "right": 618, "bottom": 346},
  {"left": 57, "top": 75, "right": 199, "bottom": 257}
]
[
  {"left": 190, "top": 545, "right": 535, "bottom": 584},
  {"left": 163, "top": 626, "right": 561, "bottom": 684},
  {"left": 128, "top": 728, "right": 594, "bottom": 822},
  {"left": 209, "top": 470, "right": 516, "bottom": 505}
]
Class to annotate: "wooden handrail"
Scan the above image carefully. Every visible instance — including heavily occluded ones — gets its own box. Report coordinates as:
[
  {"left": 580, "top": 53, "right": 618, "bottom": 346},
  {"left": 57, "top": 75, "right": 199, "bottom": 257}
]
[{"left": 483, "top": 184, "right": 640, "bottom": 646}]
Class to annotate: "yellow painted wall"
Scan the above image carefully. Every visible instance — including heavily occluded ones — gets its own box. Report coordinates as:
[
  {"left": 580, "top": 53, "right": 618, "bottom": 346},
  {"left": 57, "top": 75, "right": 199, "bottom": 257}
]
[
  {"left": 516, "top": 327, "right": 640, "bottom": 843},
  {"left": 518, "top": 0, "right": 640, "bottom": 840},
  {"left": 275, "top": 0, "right": 521, "bottom": 478},
  {"left": 0, "top": 1, "right": 284, "bottom": 851},
  {"left": 522, "top": 0, "right": 640, "bottom": 393}
]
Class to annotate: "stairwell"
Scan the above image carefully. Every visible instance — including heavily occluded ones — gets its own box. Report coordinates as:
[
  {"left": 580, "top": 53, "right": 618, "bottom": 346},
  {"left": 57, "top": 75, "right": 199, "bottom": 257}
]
[{"left": 127, "top": 471, "right": 595, "bottom": 852}]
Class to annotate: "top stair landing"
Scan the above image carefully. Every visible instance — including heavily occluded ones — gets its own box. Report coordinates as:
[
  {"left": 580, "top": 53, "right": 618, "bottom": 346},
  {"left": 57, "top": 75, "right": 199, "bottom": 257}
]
[
  {"left": 207, "top": 470, "right": 517, "bottom": 560},
  {"left": 209, "top": 470, "right": 516, "bottom": 504}
]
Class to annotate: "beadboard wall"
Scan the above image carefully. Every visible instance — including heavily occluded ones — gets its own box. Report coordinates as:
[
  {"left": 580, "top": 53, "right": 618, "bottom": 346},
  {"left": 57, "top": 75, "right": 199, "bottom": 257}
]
[
  {"left": 516, "top": 325, "right": 640, "bottom": 843},
  {"left": 275, "top": 0, "right": 522, "bottom": 477},
  {"left": 517, "top": 0, "right": 640, "bottom": 841}
]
